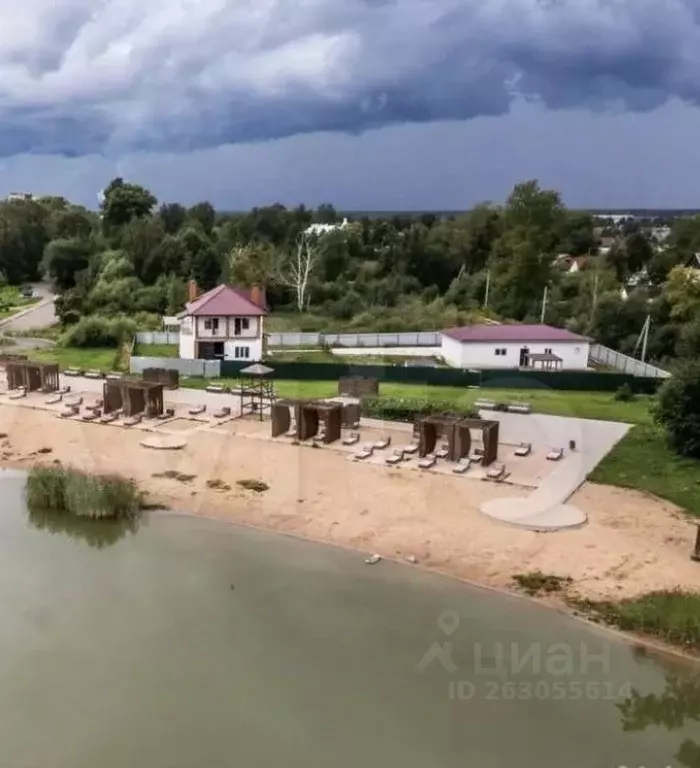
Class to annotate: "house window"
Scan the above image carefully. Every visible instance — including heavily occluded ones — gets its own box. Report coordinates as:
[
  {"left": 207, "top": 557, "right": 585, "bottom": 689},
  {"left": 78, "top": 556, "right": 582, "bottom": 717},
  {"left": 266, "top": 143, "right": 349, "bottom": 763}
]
[
  {"left": 204, "top": 318, "right": 219, "bottom": 332},
  {"left": 234, "top": 346, "right": 250, "bottom": 360},
  {"left": 544, "top": 347, "right": 552, "bottom": 354},
  {"left": 234, "top": 317, "right": 250, "bottom": 335},
  {"left": 494, "top": 348, "right": 507, "bottom": 356}
]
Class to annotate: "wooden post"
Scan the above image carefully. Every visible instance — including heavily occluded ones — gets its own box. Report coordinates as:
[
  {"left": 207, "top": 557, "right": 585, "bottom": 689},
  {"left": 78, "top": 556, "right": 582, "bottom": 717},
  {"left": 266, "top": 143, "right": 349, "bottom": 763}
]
[{"left": 692, "top": 526, "right": 700, "bottom": 562}]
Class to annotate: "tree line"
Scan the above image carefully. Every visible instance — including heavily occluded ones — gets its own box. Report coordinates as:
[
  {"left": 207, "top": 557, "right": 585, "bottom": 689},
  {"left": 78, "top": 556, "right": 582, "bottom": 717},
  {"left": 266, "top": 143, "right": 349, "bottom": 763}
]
[{"left": 1, "top": 177, "right": 699, "bottom": 364}]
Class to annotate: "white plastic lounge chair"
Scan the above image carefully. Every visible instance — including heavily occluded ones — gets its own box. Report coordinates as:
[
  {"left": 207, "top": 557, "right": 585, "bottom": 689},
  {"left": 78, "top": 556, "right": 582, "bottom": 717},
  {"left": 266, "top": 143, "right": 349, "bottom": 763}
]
[
  {"left": 385, "top": 454, "right": 402, "bottom": 465},
  {"left": 486, "top": 462, "right": 507, "bottom": 481},
  {"left": 59, "top": 404, "right": 80, "bottom": 418},
  {"left": 84, "top": 369, "right": 103, "bottom": 379},
  {"left": 45, "top": 393, "right": 63, "bottom": 405},
  {"left": 57, "top": 385, "right": 71, "bottom": 395},
  {"left": 418, "top": 456, "right": 437, "bottom": 470},
  {"left": 82, "top": 409, "right": 101, "bottom": 421},
  {"left": 474, "top": 399, "right": 496, "bottom": 409},
  {"left": 435, "top": 448, "right": 449, "bottom": 459},
  {"left": 402, "top": 444, "right": 418, "bottom": 455},
  {"left": 452, "top": 458, "right": 471, "bottom": 474},
  {"left": 214, "top": 406, "right": 231, "bottom": 418},
  {"left": 353, "top": 449, "right": 373, "bottom": 461},
  {"left": 65, "top": 396, "right": 83, "bottom": 407},
  {"left": 188, "top": 404, "right": 206, "bottom": 416},
  {"left": 469, "top": 448, "right": 484, "bottom": 463},
  {"left": 342, "top": 432, "right": 360, "bottom": 446},
  {"left": 546, "top": 447, "right": 564, "bottom": 461},
  {"left": 373, "top": 437, "right": 391, "bottom": 450},
  {"left": 156, "top": 408, "right": 175, "bottom": 420},
  {"left": 99, "top": 411, "right": 120, "bottom": 424},
  {"left": 514, "top": 442, "right": 532, "bottom": 457},
  {"left": 63, "top": 368, "right": 81, "bottom": 377},
  {"left": 508, "top": 402, "right": 532, "bottom": 414},
  {"left": 9, "top": 388, "right": 26, "bottom": 400},
  {"left": 123, "top": 413, "right": 143, "bottom": 427}
]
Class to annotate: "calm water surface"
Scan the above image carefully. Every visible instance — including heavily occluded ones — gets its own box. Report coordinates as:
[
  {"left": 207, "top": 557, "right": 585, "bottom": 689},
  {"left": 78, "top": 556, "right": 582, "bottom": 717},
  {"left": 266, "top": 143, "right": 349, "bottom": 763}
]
[{"left": 1, "top": 469, "right": 699, "bottom": 767}]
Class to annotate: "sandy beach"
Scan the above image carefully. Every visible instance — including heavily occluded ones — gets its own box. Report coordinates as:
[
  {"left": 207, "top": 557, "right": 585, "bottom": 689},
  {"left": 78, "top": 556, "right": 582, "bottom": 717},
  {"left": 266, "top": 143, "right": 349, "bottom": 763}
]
[{"left": 1, "top": 397, "right": 699, "bottom": 605}]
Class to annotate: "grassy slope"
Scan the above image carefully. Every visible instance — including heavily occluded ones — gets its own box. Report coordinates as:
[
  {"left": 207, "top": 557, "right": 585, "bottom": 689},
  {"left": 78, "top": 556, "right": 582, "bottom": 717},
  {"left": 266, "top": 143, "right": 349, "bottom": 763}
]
[{"left": 590, "top": 424, "right": 700, "bottom": 517}]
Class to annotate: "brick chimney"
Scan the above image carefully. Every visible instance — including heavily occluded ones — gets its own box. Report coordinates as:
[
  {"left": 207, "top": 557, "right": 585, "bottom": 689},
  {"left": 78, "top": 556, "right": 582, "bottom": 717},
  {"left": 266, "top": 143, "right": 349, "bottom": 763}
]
[
  {"left": 188, "top": 279, "right": 199, "bottom": 303},
  {"left": 250, "top": 285, "right": 266, "bottom": 310}
]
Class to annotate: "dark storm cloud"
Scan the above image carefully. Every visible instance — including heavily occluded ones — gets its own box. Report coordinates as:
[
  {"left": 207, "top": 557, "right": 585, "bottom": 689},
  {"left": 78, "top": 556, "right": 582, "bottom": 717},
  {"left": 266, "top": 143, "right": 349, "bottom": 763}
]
[{"left": 0, "top": 0, "right": 699, "bottom": 157}]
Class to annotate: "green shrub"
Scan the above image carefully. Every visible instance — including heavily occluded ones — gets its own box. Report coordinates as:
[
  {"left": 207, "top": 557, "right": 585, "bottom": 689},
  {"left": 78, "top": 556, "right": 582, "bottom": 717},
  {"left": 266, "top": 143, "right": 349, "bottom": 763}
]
[
  {"left": 614, "top": 383, "right": 635, "bottom": 402},
  {"left": 25, "top": 466, "right": 143, "bottom": 521},
  {"left": 61, "top": 315, "right": 137, "bottom": 348},
  {"left": 654, "top": 359, "right": 700, "bottom": 458},
  {"left": 362, "top": 396, "right": 478, "bottom": 422}
]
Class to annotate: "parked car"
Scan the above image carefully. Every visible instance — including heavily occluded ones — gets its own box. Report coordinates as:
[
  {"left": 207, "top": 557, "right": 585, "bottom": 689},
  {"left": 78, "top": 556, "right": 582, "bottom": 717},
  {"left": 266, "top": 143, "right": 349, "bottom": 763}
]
[{"left": 20, "top": 285, "right": 34, "bottom": 298}]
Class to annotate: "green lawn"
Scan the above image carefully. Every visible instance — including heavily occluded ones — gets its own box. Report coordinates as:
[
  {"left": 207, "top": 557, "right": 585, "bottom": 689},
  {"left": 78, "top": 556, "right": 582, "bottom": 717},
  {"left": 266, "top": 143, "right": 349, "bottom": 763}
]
[
  {"left": 0, "top": 287, "right": 40, "bottom": 320},
  {"left": 32, "top": 346, "right": 119, "bottom": 372},
  {"left": 133, "top": 343, "right": 180, "bottom": 358},
  {"left": 590, "top": 424, "right": 700, "bottom": 517}
]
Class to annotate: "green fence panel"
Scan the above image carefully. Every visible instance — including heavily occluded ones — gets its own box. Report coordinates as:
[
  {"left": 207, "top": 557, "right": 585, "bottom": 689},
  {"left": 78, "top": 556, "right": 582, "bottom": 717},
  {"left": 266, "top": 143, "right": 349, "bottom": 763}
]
[{"left": 219, "top": 359, "right": 661, "bottom": 393}]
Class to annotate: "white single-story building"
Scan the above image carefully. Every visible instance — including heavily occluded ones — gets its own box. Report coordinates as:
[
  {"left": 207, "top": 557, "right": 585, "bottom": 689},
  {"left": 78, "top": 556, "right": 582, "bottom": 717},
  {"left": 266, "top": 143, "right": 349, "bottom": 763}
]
[
  {"left": 440, "top": 324, "right": 591, "bottom": 371},
  {"left": 177, "top": 281, "right": 267, "bottom": 362}
]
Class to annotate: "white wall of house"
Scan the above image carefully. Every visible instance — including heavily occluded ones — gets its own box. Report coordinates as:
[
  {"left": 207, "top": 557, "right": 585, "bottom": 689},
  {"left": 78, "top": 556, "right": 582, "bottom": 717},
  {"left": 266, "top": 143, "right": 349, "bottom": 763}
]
[
  {"left": 441, "top": 336, "right": 590, "bottom": 370},
  {"left": 178, "top": 314, "right": 265, "bottom": 360}
]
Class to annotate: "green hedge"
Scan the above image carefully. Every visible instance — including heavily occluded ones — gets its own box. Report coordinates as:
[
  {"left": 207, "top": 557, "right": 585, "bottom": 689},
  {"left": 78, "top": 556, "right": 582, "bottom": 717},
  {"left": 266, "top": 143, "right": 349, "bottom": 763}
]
[{"left": 362, "top": 396, "right": 478, "bottom": 422}]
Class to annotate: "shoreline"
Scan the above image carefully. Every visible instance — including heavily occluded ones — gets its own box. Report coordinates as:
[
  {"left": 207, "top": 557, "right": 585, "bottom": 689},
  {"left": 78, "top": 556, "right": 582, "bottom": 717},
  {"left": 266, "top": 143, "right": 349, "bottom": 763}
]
[{"left": 3, "top": 403, "right": 700, "bottom": 662}]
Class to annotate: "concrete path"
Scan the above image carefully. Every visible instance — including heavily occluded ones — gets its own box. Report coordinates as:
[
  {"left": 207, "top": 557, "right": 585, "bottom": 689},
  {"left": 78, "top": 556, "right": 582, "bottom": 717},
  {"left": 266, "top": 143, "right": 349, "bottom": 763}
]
[
  {"left": 0, "top": 283, "right": 57, "bottom": 333},
  {"left": 477, "top": 410, "right": 630, "bottom": 531}
]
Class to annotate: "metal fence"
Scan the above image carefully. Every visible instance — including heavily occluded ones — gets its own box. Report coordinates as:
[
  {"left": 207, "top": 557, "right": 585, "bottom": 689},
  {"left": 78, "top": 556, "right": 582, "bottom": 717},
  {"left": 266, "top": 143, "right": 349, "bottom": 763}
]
[
  {"left": 589, "top": 344, "right": 670, "bottom": 379},
  {"left": 135, "top": 331, "right": 180, "bottom": 345},
  {"left": 266, "top": 331, "right": 441, "bottom": 347},
  {"left": 130, "top": 356, "right": 220, "bottom": 378}
]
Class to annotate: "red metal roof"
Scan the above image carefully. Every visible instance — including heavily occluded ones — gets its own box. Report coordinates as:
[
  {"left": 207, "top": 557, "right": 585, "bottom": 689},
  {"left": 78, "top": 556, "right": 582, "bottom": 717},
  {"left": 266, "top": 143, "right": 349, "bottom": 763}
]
[
  {"left": 182, "top": 285, "right": 267, "bottom": 317},
  {"left": 442, "top": 324, "right": 590, "bottom": 344}
]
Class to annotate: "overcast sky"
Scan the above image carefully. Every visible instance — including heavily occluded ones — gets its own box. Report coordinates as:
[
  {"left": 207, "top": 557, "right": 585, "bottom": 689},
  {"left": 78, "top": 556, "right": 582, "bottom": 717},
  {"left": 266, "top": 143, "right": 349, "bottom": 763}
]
[{"left": 1, "top": 0, "right": 700, "bottom": 210}]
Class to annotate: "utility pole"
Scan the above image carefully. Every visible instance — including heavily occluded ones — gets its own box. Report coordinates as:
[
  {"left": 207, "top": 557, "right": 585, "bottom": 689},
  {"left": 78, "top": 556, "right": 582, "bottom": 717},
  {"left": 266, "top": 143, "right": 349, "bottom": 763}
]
[
  {"left": 641, "top": 315, "right": 650, "bottom": 363},
  {"left": 483, "top": 270, "right": 490, "bottom": 309},
  {"left": 540, "top": 285, "right": 548, "bottom": 323},
  {"left": 592, "top": 274, "right": 599, "bottom": 311}
]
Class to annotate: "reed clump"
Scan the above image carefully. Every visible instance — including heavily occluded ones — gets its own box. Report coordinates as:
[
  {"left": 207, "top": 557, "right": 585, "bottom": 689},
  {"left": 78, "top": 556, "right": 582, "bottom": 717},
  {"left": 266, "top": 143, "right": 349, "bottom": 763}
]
[{"left": 26, "top": 465, "right": 143, "bottom": 521}]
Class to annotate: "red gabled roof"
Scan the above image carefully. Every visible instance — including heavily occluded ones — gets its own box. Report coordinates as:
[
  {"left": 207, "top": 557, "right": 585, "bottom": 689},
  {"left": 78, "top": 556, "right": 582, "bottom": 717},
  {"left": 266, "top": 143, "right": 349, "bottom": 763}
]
[
  {"left": 180, "top": 285, "right": 267, "bottom": 317},
  {"left": 442, "top": 324, "right": 590, "bottom": 344}
]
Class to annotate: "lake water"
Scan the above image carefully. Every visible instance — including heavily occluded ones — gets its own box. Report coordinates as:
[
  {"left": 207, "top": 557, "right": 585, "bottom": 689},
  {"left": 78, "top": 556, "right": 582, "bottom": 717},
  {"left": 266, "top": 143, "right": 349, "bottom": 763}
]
[{"left": 1, "top": 468, "right": 699, "bottom": 767}]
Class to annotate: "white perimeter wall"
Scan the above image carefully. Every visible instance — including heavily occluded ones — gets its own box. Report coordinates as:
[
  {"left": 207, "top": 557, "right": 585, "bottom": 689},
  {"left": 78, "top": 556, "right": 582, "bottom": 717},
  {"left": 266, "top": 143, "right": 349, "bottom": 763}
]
[{"left": 441, "top": 336, "right": 590, "bottom": 370}]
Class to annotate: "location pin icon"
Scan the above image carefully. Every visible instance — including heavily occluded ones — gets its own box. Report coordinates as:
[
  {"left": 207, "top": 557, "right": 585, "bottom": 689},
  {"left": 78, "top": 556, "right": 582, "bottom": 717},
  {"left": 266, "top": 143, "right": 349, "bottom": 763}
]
[{"left": 437, "top": 610, "right": 460, "bottom": 636}]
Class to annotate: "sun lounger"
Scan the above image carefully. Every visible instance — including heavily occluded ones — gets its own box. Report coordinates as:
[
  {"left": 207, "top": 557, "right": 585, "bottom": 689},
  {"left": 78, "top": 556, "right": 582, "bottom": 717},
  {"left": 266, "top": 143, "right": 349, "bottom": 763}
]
[
  {"left": 205, "top": 385, "right": 229, "bottom": 393},
  {"left": 546, "top": 447, "right": 564, "bottom": 461},
  {"left": 469, "top": 448, "right": 484, "bottom": 463},
  {"left": 435, "top": 448, "right": 449, "bottom": 459},
  {"left": 99, "top": 412, "right": 120, "bottom": 424},
  {"left": 402, "top": 444, "right": 418, "bottom": 455},
  {"left": 57, "top": 385, "right": 71, "bottom": 395},
  {"left": 188, "top": 405, "right": 206, "bottom": 416},
  {"left": 84, "top": 369, "right": 104, "bottom": 379},
  {"left": 474, "top": 399, "right": 496, "bottom": 409},
  {"left": 342, "top": 432, "right": 360, "bottom": 446},
  {"left": 156, "top": 408, "right": 175, "bottom": 420},
  {"left": 486, "top": 462, "right": 507, "bottom": 481},
  {"left": 418, "top": 456, "right": 437, "bottom": 469},
  {"left": 508, "top": 402, "right": 532, "bottom": 414},
  {"left": 214, "top": 406, "right": 231, "bottom": 418},
  {"left": 82, "top": 409, "right": 101, "bottom": 421},
  {"left": 65, "top": 396, "right": 83, "bottom": 407},
  {"left": 514, "top": 442, "right": 532, "bottom": 457},
  {"left": 85, "top": 400, "right": 103, "bottom": 412},
  {"left": 63, "top": 368, "right": 82, "bottom": 377},
  {"left": 373, "top": 437, "right": 391, "bottom": 450},
  {"left": 59, "top": 405, "right": 80, "bottom": 418},
  {"left": 353, "top": 449, "right": 373, "bottom": 460},
  {"left": 123, "top": 414, "right": 143, "bottom": 427},
  {"left": 45, "top": 393, "right": 63, "bottom": 404},
  {"left": 452, "top": 458, "right": 471, "bottom": 474},
  {"left": 285, "top": 427, "right": 297, "bottom": 438},
  {"left": 9, "top": 389, "right": 26, "bottom": 400},
  {"left": 105, "top": 373, "right": 122, "bottom": 380},
  {"left": 385, "top": 454, "right": 402, "bottom": 465}
]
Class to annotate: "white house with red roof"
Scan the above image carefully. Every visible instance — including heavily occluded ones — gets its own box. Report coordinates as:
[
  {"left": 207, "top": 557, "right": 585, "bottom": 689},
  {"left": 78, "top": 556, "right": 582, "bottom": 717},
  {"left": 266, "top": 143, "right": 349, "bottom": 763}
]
[
  {"left": 440, "top": 324, "right": 591, "bottom": 371},
  {"left": 177, "top": 281, "right": 267, "bottom": 362}
]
